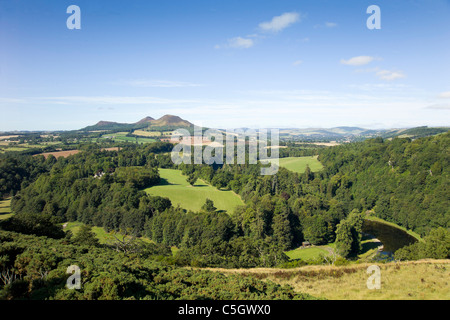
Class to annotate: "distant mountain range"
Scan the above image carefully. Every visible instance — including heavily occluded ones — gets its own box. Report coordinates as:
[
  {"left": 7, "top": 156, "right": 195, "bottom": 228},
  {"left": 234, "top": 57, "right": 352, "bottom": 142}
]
[
  {"left": 2, "top": 114, "right": 447, "bottom": 142},
  {"left": 277, "top": 126, "right": 449, "bottom": 141},
  {"left": 79, "top": 115, "right": 448, "bottom": 141},
  {"left": 82, "top": 115, "right": 193, "bottom": 131}
]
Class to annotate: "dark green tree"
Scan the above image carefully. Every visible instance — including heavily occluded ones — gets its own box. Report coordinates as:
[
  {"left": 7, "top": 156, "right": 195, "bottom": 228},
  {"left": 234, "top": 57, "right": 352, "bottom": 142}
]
[
  {"left": 71, "top": 224, "right": 100, "bottom": 247},
  {"left": 201, "top": 199, "right": 216, "bottom": 213}
]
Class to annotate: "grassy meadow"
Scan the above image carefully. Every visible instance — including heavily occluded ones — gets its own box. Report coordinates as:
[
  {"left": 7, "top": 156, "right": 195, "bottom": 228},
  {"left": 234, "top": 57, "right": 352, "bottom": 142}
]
[
  {"left": 133, "top": 130, "right": 170, "bottom": 137},
  {"left": 62, "top": 221, "right": 112, "bottom": 243},
  {"left": 277, "top": 156, "right": 324, "bottom": 173},
  {"left": 285, "top": 246, "right": 331, "bottom": 261},
  {"left": 101, "top": 132, "right": 157, "bottom": 144},
  {"left": 145, "top": 168, "right": 244, "bottom": 213},
  {"left": 206, "top": 260, "right": 450, "bottom": 300}
]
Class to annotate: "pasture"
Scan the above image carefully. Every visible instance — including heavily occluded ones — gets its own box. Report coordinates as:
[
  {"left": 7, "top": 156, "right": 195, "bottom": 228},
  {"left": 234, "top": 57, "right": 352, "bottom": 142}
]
[
  {"left": 210, "top": 260, "right": 450, "bottom": 300},
  {"left": 101, "top": 132, "right": 157, "bottom": 144},
  {"left": 133, "top": 130, "right": 164, "bottom": 137},
  {"left": 277, "top": 156, "right": 324, "bottom": 173},
  {"left": 145, "top": 168, "right": 244, "bottom": 213}
]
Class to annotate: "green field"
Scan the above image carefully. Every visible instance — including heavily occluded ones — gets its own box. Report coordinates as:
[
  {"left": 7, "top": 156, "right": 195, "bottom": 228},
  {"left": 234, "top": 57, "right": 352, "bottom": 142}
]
[
  {"left": 285, "top": 246, "right": 330, "bottom": 261},
  {"left": 62, "top": 221, "right": 155, "bottom": 245},
  {"left": 277, "top": 156, "right": 324, "bottom": 173},
  {"left": 145, "top": 169, "right": 244, "bottom": 213},
  {"left": 63, "top": 221, "right": 112, "bottom": 243},
  {"left": 101, "top": 132, "right": 157, "bottom": 144},
  {"left": 0, "top": 198, "right": 13, "bottom": 220},
  {"left": 285, "top": 240, "right": 380, "bottom": 263}
]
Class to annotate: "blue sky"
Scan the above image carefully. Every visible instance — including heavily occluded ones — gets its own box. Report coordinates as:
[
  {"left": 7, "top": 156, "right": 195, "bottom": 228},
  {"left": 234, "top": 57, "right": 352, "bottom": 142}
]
[{"left": 0, "top": 0, "right": 449, "bottom": 131}]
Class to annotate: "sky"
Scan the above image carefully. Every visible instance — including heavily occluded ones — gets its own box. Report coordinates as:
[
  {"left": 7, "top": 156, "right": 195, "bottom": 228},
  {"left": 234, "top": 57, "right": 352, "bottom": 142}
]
[{"left": 0, "top": 0, "right": 449, "bottom": 131}]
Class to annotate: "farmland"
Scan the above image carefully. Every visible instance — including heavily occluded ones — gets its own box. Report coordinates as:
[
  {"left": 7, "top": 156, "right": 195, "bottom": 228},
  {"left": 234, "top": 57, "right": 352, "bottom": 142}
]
[
  {"left": 101, "top": 132, "right": 157, "bottom": 144},
  {"left": 145, "top": 168, "right": 244, "bottom": 213},
  {"left": 36, "top": 149, "right": 81, "bottom": 159},
  {"left": 133, "top": 130, "right": 173, "bottom": 137}
]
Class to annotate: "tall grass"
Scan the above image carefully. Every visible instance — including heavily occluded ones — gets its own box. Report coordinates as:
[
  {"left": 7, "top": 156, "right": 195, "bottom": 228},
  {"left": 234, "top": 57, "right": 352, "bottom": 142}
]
[{"left": 205, "top": 260, "right": 450, "bottom": 300}]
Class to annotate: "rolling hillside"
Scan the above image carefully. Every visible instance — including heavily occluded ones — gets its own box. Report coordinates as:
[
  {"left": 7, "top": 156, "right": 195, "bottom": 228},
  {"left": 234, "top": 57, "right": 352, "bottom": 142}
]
[{"left": 82, "top": 115, "right": 193, "bottom": 131}]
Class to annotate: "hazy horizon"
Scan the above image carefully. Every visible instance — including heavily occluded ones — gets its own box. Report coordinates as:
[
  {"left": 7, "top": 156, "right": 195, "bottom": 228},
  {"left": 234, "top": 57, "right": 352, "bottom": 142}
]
[{"left": 1, "top": 0, "right": 449, "bottom": 131}]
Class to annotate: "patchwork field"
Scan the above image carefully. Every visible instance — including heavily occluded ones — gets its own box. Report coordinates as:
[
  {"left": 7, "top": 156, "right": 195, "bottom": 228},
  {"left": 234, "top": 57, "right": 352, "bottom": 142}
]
[
  {"left": 101, "top": 132, "right": 157, "bottom": 144},
  {"left": 145, "top": 168, "right": 244, "bottom": 213},
  {"left": 133, "top": 130, "right": 165, "bottom": 137},
  {"left": 36, "top": 150, "right": 81, "bottom": 159}
]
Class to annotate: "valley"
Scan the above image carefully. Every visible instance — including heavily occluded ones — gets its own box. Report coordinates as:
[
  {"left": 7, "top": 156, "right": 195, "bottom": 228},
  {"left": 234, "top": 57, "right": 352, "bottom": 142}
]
[{"left": 0, "top": 115, "right": 448, "bottom": 302}]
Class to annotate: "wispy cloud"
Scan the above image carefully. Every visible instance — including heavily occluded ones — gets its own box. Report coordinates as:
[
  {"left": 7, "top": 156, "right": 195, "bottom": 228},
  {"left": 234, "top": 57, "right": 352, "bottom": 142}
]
[
  {"left": 325, "top": 22, "right": 338, "bottom": 28},
  {"left": 314, "top": 21, "right": 338, "bottom": 29},
  {"left": 114, "top": 79, "right": 204, "bottom": 88},
  {"left": 341, "top": 56, "right": 377, "bottom": 66},
  {"left": 32, "top": 96, "right": 202, "bottom": 105},
  {"left": 215, "top": 36, "right": 255, "bottom": 49},
  {"left": 293, "top": 60, "right": 303, "bottom": 66},
  {"left": 216, "top": 12, "right": 301, "bottom": 50},
  {"left": 375, "top": 69, "right": 406, "bottom": 81},
  {"left": 438, "top": 91, "right": 450, "bottom": 98},
  {"left": 1, "top": 88, "right": 442, "bottom": 129},
  {"left": 343, "top": 58, "right": 405, "bottom": 82},
  {"left": 258, "top": 12, "right": 300, "bottom": 33},
  {"left": 227, "top": 37, "right": 255, "bottom": 49},
  {"left": 425, "top": 104, "right": 450, "bottom": 110}
]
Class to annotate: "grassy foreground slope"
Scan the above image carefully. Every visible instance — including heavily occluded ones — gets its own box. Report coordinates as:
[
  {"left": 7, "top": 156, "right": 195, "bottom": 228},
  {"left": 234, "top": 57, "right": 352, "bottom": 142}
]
[
  {"left": 145, "top": 169, "right": 244, "bottom": 213},
  {"left": 207, "top": 260, "right": 450, "bottom": 300}
]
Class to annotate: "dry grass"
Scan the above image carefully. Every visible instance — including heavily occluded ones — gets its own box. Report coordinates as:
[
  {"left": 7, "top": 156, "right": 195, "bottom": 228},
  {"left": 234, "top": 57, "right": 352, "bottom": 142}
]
[
  {"left": 101, "top": 147, "right": 120, "bottom": 152},
  {"left": 35, "top": 150, "right": 81, "bottom": 159},
  {"left": 133, "top": 130, "right": 163, "bottom": 137},
  {"left": 203, "top": 259, "right": 450, "bottom": 300},
  {"left": 0, "top": 135, "right": 20, "bottom": 140}
]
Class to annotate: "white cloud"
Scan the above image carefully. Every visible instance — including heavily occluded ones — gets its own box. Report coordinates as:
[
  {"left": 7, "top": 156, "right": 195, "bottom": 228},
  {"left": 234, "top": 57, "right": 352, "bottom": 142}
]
[
  {"left": 33, "top": 96, "right": 203, "bottom": 105},
  {"left": 293, "top": 60, "right": 303, "bottom": 66},
  {"left": 375, "top": 69, "right": 406, "bottom": 81},
  {"left": 216, "top": 12, "right": 300, "bottom": 50},
  {"left": 227, "top": 37, "right": 254, "bottom": 49},
  {"left": 116, "top": 79, "right": 203, "bottom": 88},
  {"left": 341, "top": 56, "right": 376, "bottom": 66},
  {"left": 352, "top": 66, "right": 406, "bottom": 82},
  {"left": 438, "top": 91, "right": 450, "bottom": 98},
  {"left": 315, "top": 22, "right": 338, "bottom": 29},
  {"left": 259, "top": 12, "right": 300, "bottom": 33},
  {"left": 216, "top": 37, "right": 254, "bottom": 49},
  {"left": 2, "top": 87, "right": 445, "bottom": 130},
  {"left": 425, "top": 104, "right": 450, "bottom": 110}
]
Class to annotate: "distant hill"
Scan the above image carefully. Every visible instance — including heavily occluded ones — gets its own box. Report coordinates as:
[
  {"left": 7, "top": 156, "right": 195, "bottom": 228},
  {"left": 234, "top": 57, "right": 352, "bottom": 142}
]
[
  {"left": 277, "top": 126, "right": 448, "bottom": 141},
  {"left": 83, "top": 120, "right": 134, "bottom": 131},
  {"left": 278, "top": 127, "right": 382, "bottom": 141},
  {"left": 81, "top": 115, "right": 193, "bottom": 131},
  {"left": 135, "top": 116, "right": 155, "bottom": 125},
  {"left": 381, "top": 126, "right": 449, "bottom": 140},
  {"left": 149, "top": 115, "right": 193, "bottom": 128}
]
